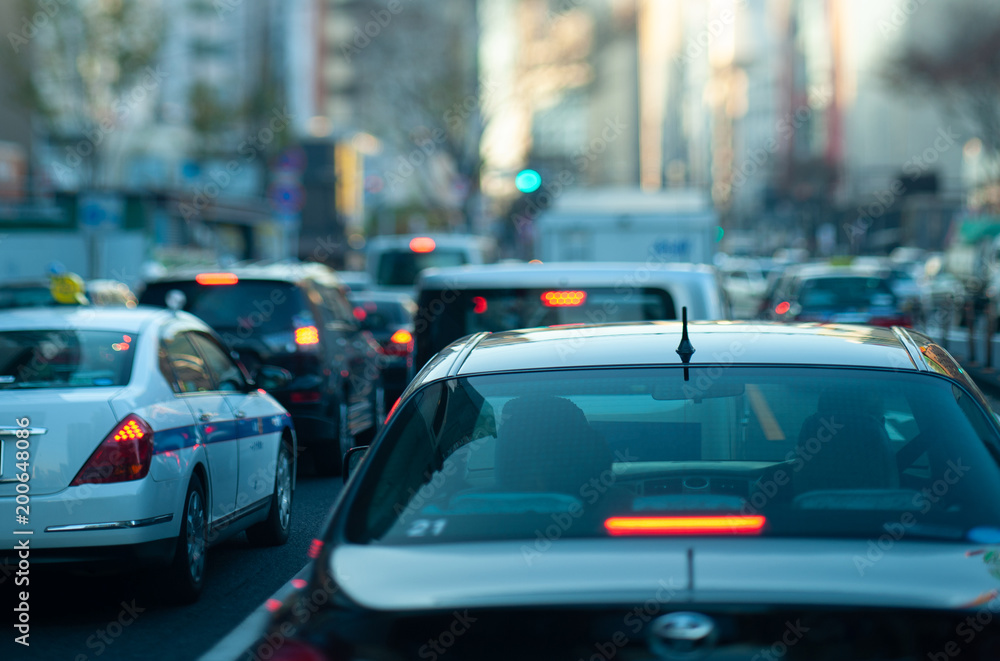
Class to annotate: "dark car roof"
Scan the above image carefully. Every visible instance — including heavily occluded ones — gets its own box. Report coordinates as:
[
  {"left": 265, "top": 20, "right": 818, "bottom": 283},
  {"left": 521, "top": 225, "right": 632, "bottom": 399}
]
[{"left": 413, "top": 322, "right": 948, "bottom": 385}]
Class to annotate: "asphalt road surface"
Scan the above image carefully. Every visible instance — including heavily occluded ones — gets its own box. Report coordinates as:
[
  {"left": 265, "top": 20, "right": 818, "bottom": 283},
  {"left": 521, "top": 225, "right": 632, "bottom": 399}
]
[{"left": 2, "top": 461, "right": 342, "bottom": 661}]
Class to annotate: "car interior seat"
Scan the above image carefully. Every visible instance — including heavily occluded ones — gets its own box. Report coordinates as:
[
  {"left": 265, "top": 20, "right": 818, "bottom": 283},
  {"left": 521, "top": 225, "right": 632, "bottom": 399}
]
[
  {"left": 495, "top": 395, "right": 613, "bottom": 495},
  {"left": 794, "top": 386, "right": 899, "bottom": 492}
]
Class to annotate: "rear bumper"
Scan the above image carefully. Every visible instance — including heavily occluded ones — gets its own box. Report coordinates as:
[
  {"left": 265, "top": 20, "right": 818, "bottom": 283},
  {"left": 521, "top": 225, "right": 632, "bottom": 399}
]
[
  {"left": 0, "top": 477, "right": 182, "bottom": 556},
  {"left": 0, "top": 537, "right": 176, "bottom": 568}
]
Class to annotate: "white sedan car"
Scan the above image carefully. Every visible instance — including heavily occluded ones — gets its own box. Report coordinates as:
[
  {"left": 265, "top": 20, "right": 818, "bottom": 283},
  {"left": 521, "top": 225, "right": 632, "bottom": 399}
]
[{"left": 0, "top": 306, "right": 296, "bottom": 602}]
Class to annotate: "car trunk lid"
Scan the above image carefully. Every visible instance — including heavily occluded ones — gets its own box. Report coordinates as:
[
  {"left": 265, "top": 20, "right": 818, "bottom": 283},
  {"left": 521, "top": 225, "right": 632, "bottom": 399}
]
[{"left": 0, "top": 389, "right": 119, "bottom": 495}]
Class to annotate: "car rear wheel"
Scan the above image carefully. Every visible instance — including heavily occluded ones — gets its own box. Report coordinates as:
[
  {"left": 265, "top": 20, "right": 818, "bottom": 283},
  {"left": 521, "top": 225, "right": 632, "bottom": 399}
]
[
  {"left": 246, "top": 441, "right": 293, "bottom": 546},
  {"left": 164, "top": 475, "right": 207, "bottom": 603}
]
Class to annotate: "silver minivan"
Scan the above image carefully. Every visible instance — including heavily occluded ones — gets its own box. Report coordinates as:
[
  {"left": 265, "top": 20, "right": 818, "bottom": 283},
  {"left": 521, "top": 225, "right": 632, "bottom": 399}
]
[{"left": 413, "top": 261, "right": 731, "bottom": 370}]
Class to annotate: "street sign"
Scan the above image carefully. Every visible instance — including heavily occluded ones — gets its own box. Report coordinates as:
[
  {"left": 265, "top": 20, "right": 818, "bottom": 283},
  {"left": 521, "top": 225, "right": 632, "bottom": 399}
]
[
  {"left": 269, "top": 181, "right": 305, "bottom": 214},
  {"left": 79, "top": 193, "right": 124, "bottom": 230}
]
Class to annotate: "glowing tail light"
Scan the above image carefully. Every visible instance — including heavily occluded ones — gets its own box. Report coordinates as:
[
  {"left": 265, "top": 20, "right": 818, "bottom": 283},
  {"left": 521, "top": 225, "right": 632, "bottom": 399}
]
[
  {"left": 196, "top": 273, "right": 239, "bottom": 285},
  {"left": 294, "top": 326, "right": 320, "bottom": 345},
  {"left": 541, "top": 290, "right": 587, "bottom": 307},
  {"left": 409, "top": 237, "right": 436, "bottom": 253},
  {"left": 604, "top": 515, "right": 766, "bottom": 536},
  {"left": 774, "top": 301, "right": 790, "bottom": 315},
  {"left": 390, "top": 329, "right": 413, "bottom": 345},
  {"left": 383, "top": 329, "right": 413, "bottom": 357},
  {"left": 71, "top": 414, "right": 154, "bottom": 485}
]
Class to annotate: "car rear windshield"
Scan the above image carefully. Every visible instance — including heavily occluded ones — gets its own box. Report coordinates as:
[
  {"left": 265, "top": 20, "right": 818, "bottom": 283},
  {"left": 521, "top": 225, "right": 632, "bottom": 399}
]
[
  {"left": 797, "top": 277, "right": 897, "bottom": 311},
  {"left": 140, "top": 280, "right": 305, "bottom": 334},
  {"left": 0, "top": 330, "right": 136, "bottom": 389},
  {"left": 347, "top": 367, "right": 1000, "bottom": 545},
  {"left": 376, "top": 250, "right": 468, "bottom": 287},
  {"left": 415, "top": 287, "right": 676, "bottom": 367}
]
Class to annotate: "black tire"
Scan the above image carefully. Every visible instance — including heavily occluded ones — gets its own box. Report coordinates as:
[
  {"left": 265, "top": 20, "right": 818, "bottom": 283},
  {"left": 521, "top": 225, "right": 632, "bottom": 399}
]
[
  {"left": 164, "top": 475, "right": 207, "bottom": 604},
  {"left": 246, "top": 442, "right": 293, "bottom": 546}
]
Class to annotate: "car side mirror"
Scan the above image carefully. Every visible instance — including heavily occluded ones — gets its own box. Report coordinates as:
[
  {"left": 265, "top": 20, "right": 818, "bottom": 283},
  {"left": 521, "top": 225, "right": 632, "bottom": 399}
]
[
  {"left": 343, "top": 445, "right": 369, "bottom": 483},
  {"left": 255, "top": 365, "right": 293, "bottom": 391}
]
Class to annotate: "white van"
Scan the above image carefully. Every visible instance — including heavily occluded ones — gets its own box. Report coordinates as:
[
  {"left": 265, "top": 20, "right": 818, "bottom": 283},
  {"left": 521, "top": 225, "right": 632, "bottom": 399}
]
[
  {"left": 365, "top": 234, "right": 497, "bottom": 291},
  {"left": 413, "top": 261, "right": 731, "bottom": 370},
  {"left": 534, "top": 188, "right": 719, "bottom": 264}
]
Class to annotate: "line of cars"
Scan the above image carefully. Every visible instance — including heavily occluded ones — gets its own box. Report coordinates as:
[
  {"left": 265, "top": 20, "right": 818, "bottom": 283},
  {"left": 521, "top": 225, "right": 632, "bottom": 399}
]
[
  {"left": 10, "top": 236, "right": 1000, "bottom": 658},
  {"left": 0, "top": 250, "right": 731, "bottom": 607}
]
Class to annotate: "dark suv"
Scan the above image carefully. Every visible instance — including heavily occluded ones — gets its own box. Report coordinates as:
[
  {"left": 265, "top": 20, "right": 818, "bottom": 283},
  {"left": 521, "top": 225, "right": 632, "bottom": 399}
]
[{"left": 139, "top": 263, "right": 384, "bottom": 474}]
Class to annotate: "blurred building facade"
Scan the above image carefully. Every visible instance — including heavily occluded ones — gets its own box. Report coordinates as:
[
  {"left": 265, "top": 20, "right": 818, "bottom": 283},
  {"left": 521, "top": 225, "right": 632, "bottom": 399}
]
[
  {"left": 653, "top": 0, "right": 970, "bottom": 256},
  {"left": 302, "top": 0, "right": 481, "bottom": 258},
  {"left": 480, "top": 0, "right": 642, "bottom": 256}
]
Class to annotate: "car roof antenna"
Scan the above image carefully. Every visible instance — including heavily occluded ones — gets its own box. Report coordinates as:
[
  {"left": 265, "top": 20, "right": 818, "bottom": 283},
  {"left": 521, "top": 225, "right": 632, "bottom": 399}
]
[
  {"left": 165, "top": 289, "right": 187, "bottom": 316},
  {"left": 675, "top": 306, "right": 695, "bottom": 381}
]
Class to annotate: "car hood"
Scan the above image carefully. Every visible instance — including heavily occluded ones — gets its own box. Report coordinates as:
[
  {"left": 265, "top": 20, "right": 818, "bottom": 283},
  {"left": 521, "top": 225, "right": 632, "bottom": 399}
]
[{"left": 331, "top": 538, "right": 1000, "bottom": 611}]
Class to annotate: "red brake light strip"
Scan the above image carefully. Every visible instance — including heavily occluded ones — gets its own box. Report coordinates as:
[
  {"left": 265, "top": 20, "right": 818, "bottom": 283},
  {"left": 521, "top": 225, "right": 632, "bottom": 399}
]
[{"left": 604, "top": 515, "right": 766, "bottom": 536}]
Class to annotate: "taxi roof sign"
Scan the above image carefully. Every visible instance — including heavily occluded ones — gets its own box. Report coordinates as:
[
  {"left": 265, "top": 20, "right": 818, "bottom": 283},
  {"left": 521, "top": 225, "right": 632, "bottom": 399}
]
[{"left": 50, "top": 272, "right": 88, "bottom": 305}]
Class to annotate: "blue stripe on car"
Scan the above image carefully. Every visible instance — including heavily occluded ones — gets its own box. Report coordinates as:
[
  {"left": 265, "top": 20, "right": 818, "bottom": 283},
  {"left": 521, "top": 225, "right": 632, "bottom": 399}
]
[{"left": 153, "top": 414, "right": 293, "bottom": 454}]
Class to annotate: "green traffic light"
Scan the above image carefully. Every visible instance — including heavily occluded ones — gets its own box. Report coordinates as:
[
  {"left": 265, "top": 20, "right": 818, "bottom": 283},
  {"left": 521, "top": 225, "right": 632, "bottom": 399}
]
[
  {"left": 715, "top": 226, "right": 724, "bottom": 242},
  {"left": 515, "top": 169, "right": 542, "bottom": 193}
]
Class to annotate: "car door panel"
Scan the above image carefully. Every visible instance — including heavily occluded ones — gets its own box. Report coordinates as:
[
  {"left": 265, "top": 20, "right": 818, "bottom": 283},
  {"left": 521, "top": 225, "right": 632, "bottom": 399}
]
[
  {"left": 189, "top": 332, "right": 282, "bottom": 516},
  {"left": 163, "top": 331, "right": 239, "bottom": 522},
  {"left": 230, "top": 398, "right": 286, "bottom": 511},
  {"left": 316, "top": 284, "right": 380, "bottom": 435}
]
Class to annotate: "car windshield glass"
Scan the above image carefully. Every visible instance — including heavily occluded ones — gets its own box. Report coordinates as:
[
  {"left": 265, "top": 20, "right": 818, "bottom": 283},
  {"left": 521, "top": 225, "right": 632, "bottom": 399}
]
[
  {"left": 376, "top": 250, "right": 468, "bottom": 287},
  {"left": 347, "top": 367, "right": 1000, "bottom": 545},
  {"left": 0, "top": 330, "right": 136, "bottom": 389},
  {"left": 798, "top": 277, "right": 897, "bottom": 310},
  {"left": 140, "top": 280, "right": 304, "bottom": 334}
]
